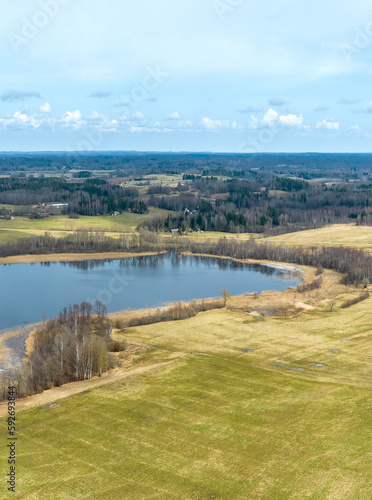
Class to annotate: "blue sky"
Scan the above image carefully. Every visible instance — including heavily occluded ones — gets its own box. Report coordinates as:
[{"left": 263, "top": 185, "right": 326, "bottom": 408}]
[{"left": 1, "top": 0, "right": 372, "bottom": 152}]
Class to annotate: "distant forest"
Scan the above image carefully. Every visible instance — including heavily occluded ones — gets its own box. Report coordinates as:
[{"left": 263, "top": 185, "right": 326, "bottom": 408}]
[
  {"left": 0, "top": 177, "right": 146, "bottom": 216},
  {"left": 1, "top": 152, "right": 372, "bottom": 233}
]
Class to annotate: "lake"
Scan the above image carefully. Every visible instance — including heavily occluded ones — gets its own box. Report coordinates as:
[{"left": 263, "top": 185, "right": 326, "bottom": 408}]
[{"left": 0, "top": 253, "right": 302, "bottom": 330}]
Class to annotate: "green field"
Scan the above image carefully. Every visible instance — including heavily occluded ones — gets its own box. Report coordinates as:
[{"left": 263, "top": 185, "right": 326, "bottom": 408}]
[
  {"left": 0, "top": 230, "right": 32, "bottom": 244},
  {"left": 0, "top": 209, "right": 170, "bottom": 241},
  {"left": 0, "top": 213, "right": 146, "bottom": 232},
  {"left": 5, "top": 297, "right": 372, "bottom": 499}
]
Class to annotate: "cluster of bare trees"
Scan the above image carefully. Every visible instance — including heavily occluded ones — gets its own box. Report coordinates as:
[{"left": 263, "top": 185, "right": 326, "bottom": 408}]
[
  {"left": 1, "top": 301, "right": 113, "bottom": 401},
  {"left": 0, "top": 231, "right": 155, "bottom": 258}
]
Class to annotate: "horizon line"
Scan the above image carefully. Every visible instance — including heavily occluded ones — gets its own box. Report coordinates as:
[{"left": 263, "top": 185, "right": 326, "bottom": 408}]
[{"left": 0, "top": 150, "right": 371, "bottom": 155}]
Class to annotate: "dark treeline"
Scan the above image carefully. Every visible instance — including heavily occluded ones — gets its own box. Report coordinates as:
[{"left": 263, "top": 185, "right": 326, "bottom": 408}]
[
  {"left": 1, "top": 231, "right": 372, "bottom": 286},
  {"left": 1, "top": 152, "right": 372, "bottom": 176},
  {"left": 0, "top": 177, "right": 146, "bottom": 216},
  {"left": 1, "top": 301, "right": 114, "bottom": 401},
  {"left": 186, "top": 236, "right": 372, "bottom": 285},
  {"left": 0, "top": 231, "right": 149, "bottom": 258},
  {"left": 142, "top": 175, "right": 372, "bottom": 234}
]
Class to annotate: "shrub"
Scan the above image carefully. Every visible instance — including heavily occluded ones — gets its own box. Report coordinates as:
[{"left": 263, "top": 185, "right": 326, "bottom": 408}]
[
  {"left": 340, "top": 292, "right": 369, "bottom": 309},
  {"left": 296, "top": 277, "right": 323, "bottom": 293}
]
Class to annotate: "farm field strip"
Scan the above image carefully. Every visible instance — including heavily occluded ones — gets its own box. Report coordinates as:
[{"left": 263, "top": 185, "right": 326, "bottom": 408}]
[
  {"left": 3, "top": 295, "right": 372, "bottom": 498},
  {"left": 9, "top": 350, "right": 372, "bottom": 499}
]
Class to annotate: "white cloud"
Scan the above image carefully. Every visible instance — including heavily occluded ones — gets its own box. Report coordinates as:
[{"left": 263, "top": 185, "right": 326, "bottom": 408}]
[
  {"left": 178, "top": 120, "right": 193, "bottom": 128},
  {"left": 13, "top": 112, "right": 28, "bottom": 124},
  {"left": 165, "top": 111, "right": 181, "bottom": 121},
  {"left": 316, "top": 119, "right": 340, "bottom": 131},
  {"left": 61, "top": 110, "right": 82, "bottom": 123},
  {"left": 0, "top": 111, "right": 40, "bottom": 130},
  {"left": 99, "top": 119, "right": 119, "bottom": 132},
  {"left": 200, "top": 117, "right": 238, "bottom": 131},
  {"left": 129, "top": 124, "right": 174, "bottom": 133},
  {"left": 130, "top": 126, "right": 143, "bottom": 133},
  {"left": 132, "top": 111, "right": 145, "bottom": 120},
  {"left": 262, "top": 108, "right": 278, "bottom": 126},
  {"left": 200, "top": 117, "right": 223, "bottom": 130},
  {"left": 278, "top": 114, "right": 304, "bottom": 127},
  {"left": 40, "top": 103, "right": 51, "bottom": 113},
  {"left": 87, "top": 110, "right": 101, "bottom": 121},
  {"left": 349, "top": 124, "right": 366, "bottom": 136},
  {"left": 251, "top": 109, "right": 304, "bottom": 129},
  {"left": 60, "top": 110, "right": 84, "bottom": 130}
]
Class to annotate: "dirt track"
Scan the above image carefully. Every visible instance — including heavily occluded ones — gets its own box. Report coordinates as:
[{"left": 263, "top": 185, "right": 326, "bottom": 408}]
[{"left": 0, "top": 355, "right": 185, "bottom": 418}]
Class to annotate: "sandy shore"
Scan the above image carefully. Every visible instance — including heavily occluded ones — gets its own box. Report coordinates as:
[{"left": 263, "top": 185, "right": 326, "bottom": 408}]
[
  {"left": 0, "top": 323, "right": 41, "bottom": 371},
  {"left": 0, "top": 251, "right": 166, "bottom": 265}
]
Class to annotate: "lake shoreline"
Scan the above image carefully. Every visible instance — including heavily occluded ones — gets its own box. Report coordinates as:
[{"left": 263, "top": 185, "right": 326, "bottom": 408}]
[
  {"left": 0, "top": 250, "right": 167, "bottom": 265},
  {"left": 0, "top": 253, "right": 321, "bottom": 372},
  {"left": 0, "top": 249, "right": 307, "bottom": 278}
]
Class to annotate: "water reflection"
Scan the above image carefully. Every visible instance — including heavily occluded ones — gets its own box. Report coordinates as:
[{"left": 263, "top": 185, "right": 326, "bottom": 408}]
[
  {"left": 40, "top": 252, "right": 294, "bottom": 279},
  {"left": 0, "top": 253, "right": 302, "bottom": 330}
]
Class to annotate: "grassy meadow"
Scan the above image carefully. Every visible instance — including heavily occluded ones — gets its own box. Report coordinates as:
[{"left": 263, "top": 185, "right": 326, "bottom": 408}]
[
  {"left": 0, "top": 209, "right": 170, "bottom": 244},
  {"left": 178, "top": 224, "right": 372, "bottom": 252},
  {"left": 0, "top": 213, "right": 148, "bottom": 232},
  {"left": 0, "top": 230, "right": 32, "bottom": 244},
  {"left": 266, "top": 224, "right": 372, "bottom": 251},
  {"left": 4, "top": 293, "right": 372, "bottom": 499}
]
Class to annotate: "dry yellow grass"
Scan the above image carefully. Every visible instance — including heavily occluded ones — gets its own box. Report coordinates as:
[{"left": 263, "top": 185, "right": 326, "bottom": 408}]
[
  {"left": 0, "top": 250, "right": 165, "bottom": 265},
  {"left": 187, "top": 231, "right": 257, "bottom": 241},
  {"left": 111, "top": 286, "right": 372, "bottom": 388},
  {"left": 266, "top": 224, "right": 372, "bottom": 250}
]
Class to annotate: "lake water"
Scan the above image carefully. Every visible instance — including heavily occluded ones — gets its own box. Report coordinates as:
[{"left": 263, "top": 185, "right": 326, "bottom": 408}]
[{"left": 0, "top": 253, "right": 302, "bottom": 330}]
